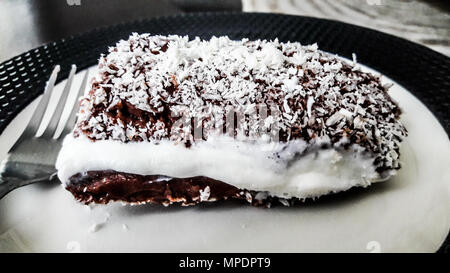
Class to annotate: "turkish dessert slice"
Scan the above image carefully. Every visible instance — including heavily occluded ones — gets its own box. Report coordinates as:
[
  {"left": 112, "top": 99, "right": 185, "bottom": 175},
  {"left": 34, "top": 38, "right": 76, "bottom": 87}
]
[{"left": 56, "top": 34, "right": 407, "bottom": 206}]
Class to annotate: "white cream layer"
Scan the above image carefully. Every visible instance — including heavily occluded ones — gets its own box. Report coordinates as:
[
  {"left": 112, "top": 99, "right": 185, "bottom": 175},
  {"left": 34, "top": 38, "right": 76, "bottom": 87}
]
[{"left": 56, "top": 134, "right": 390, "bottom": 199}]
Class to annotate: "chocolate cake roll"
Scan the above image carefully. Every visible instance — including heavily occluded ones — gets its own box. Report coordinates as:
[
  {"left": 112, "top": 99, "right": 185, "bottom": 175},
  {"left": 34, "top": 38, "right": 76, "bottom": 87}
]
[{"left": 56, "top": 34, "right": 407, "bottom": 206}]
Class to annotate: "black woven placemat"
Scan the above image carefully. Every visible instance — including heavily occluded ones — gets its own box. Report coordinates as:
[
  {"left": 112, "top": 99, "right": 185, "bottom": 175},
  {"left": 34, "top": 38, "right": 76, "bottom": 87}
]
[{"left": 0, "top": 12, "right": 448, "bottom": 252}]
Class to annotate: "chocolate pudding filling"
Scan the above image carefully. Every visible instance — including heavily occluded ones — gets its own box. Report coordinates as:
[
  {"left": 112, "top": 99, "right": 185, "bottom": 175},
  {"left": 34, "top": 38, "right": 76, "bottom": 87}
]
[{"left": 67, "top": 171, "right": 275, "bottom": 207}]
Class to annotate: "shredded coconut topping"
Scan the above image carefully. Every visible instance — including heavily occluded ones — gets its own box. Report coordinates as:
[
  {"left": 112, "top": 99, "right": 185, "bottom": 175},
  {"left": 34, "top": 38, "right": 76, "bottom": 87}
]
[{"left": 75, "top": 33, "right": 407, "bottom": 173}]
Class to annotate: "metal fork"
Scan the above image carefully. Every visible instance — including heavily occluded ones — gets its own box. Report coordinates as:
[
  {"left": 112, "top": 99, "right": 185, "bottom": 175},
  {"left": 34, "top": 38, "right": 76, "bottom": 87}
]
[{"left": 0, "top": 65, "right": 89, "bottom": 199}]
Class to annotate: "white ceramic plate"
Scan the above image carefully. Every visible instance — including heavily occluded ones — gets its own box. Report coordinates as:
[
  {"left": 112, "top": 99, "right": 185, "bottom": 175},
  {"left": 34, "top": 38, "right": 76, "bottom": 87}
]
[{"left": 0, "top": 62, "right": 449, "bottom": 253}]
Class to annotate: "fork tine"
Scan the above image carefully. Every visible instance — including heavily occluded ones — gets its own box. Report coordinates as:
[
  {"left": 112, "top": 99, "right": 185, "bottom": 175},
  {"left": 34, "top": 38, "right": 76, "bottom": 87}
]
[
  {"left": 22, "top": 65, "right": 60, "bottom": 138},
  {"left": 41, "top": 64, "right": 77, "bottom": 139},
  {"left": 59, "top": 69, "right": 89, "bottom": 138}
]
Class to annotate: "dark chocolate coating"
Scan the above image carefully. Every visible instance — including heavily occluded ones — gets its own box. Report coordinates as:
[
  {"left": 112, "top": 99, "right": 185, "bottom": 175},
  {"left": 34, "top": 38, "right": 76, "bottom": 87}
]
[{"left": 66, "top": 170, "right": 276, "bottom": 207}]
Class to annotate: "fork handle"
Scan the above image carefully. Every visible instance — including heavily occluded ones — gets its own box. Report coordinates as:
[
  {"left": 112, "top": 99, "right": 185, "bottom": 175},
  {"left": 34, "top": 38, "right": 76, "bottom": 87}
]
[
  {"left": 0, "top": 176, "right": 15, "bottom": 199},
  {"left": 0, "top": 160, "right": 58, "bottom": 199},
  {"left": 0, "top": 176, "right": 37, "bottom": 199}
]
